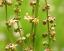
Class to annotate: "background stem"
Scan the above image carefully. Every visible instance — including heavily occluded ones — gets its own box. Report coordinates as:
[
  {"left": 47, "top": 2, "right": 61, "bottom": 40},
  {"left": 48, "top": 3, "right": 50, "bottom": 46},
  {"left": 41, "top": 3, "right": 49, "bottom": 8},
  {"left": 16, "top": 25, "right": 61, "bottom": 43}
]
[
  {"left": 45, "top": 0, "right": 51, "bottom": 48},
  {"left": 33, "top": 0, "right": 39, "bottom": 51}
]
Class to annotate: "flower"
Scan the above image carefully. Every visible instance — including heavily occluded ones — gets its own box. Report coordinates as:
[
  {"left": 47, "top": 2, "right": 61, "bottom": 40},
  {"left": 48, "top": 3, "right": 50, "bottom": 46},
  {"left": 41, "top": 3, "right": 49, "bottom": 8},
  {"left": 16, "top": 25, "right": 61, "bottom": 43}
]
[
  {"left": 48, "top": 16, "right": 55, "bottom": 23},
  {"left": 30, "top": 0, "right": 36, "bottom": 6},
  {"left": 6, "top": 17, "right": 18, "bottom": 27},
  {"left": 6, "top": 0, "right": 12, "bottom": 5},
  {"left": 5, "top": 43, "right": 17, "bottom": 50},
  {"left": 0, "top": 0, "right": 3, "bottom": 6},
  {"left": 43, "top": 20, "right": 47, "bottom": 25},
  {"left": 24, "top": 13, "right": 34, "bottom": 22},
  {"left": 32, "top": 18, "right": 39, "bottom": 25}
]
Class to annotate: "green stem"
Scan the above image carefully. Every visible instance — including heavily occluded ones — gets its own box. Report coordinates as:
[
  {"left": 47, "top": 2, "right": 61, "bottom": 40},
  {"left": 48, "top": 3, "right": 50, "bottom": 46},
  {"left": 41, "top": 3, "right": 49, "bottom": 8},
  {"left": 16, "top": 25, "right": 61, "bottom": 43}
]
[
  {"left": 35, "top": 0, "right": 39, "bottom": 18},
  {"left": 33, "top": 0, "right": 39, "bottom": 51},
  {"left": 15, "top": 6, "right": 22, "bottom": 37},
  {"left": 45, "top": 0, "right": 51, "bottom": 48},
  {"left": 30, "top": 5, "right": 34, "bottom": 51},
  {"left": 5, "top": 1, "right": 7, "bottom": 21}
]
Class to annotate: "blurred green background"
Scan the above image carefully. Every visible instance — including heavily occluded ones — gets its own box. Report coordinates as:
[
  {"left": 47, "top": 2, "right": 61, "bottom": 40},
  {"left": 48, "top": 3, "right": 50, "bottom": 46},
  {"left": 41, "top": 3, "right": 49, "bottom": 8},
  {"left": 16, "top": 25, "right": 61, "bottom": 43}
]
[{"left": 0, "top": 0, "right": 64, "bottom": 51}]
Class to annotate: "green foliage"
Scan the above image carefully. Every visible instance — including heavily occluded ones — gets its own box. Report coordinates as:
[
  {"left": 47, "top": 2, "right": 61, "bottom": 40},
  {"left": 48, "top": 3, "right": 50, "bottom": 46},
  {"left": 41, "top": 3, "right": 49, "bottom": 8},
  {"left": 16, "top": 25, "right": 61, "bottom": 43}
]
[{"left": 0, "top": 0, "right": 64, "bottom": 51}]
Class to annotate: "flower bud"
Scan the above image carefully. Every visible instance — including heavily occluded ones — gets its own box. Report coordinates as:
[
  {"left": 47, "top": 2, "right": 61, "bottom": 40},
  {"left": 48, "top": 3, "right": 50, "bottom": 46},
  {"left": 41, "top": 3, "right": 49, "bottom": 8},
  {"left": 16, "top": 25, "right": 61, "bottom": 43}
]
[
  {"left": 30, "top": 0, "right": 36, "bottom": 6},
  {"left": 32, "top": 18, "right": 39, "bottom": 25},
  {"left": 43, "top": 20, "right": 47, "bottom": 25},
  {"left": 50, "top": 31, "right": 56, "bottom": 37},
  {"left": 50, "top": 27, "right": 55, "bottom": 31}
]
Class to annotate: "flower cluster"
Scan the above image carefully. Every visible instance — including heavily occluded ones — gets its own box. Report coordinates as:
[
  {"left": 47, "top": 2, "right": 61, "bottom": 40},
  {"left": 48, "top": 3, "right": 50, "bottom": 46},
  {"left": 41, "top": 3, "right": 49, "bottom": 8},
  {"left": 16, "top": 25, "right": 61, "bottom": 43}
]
[
  {"left": 5, "top": 43, "right": 17, "bottom": 50},
  {"left": 24, "top": 46, "right": 33, "bottom": 51},
  {"left": 42, "top": 16, "right": 56, "bottom": 41},
  {"left": 42, "top": 0, "right": 56, "bottom": 51},
  {"left": 24, "top": 13, "right": 39, "bottom": 25},
  {"left": 0, "top": 0, "right": 12, "bottom": 7},
  {"left": 30, "top": 0, "right": 36, "bottom": 7},
  {"left": 6, "top": 17, "right": 19, "bottom": 27}
]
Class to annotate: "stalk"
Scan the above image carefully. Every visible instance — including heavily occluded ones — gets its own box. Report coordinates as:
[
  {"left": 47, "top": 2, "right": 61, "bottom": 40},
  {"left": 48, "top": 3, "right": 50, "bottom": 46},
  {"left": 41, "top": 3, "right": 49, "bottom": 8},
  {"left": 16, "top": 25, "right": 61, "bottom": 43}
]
[
  {"left": 31, "top": 6, "right": 35, "bottom": 51},
  {"left": 14, "top": 2, "right": 22, "bottom": 37},
  {"left": 33, "top": 0, "right": 39, "bottom": 51},
  {"left": 5, "top": 0, "right": 7, "bottom": 21},
  {"left": 45, "top": 0, "right": 51, "bottom": 48}
]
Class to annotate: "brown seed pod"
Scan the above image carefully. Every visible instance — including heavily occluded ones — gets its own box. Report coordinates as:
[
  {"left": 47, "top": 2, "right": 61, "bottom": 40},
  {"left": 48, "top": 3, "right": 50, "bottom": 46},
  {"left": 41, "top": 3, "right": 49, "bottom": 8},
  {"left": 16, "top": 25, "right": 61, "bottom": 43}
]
[
  {"left": 42, "top": 20, "right": 47, "bottom": 25},
  {"left": 42, "top": 33, "right": 48, "bottom": 38},
  {"left": 14, "top": 8, "right": 21, "bottom": 13},
  {"left": 49, "top": 19, "right": 54, "bottom": 23},
  {"left": 30, "top": 0, "right": 36, "bottom": 6}
]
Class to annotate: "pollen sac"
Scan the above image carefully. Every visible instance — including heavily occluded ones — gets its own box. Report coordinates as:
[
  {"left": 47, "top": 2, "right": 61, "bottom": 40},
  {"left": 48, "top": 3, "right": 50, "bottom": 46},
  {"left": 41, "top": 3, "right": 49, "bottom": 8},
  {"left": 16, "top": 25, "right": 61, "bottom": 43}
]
[
  {"left": 42, "top": 20, "right": 47, "bottom": 25},
  {"left": 30, "top": 0, "right": 36, "bottom": 6}
]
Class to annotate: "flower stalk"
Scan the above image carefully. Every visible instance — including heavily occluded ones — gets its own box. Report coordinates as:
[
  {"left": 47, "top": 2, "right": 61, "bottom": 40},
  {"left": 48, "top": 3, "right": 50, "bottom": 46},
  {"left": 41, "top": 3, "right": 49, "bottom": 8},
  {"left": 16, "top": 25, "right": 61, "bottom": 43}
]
[
  {"left": 31, "top": 0, "right": 39, "bottom": 51},
  {"left": 42, "top": 0, "right": 56, "bottom": 51},
  {"left": 45, "top": 0, "right": 51, "bottom": 48},
  {"left": 5, "top": 0, "right": 8, "bottom": 21}
]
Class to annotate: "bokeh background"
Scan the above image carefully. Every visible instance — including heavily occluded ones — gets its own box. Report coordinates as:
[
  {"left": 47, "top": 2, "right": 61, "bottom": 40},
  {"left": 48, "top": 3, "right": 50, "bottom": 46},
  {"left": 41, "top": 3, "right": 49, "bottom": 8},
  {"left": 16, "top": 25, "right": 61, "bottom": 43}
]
[{"left": 0, "top": 0, "right": 64, "bottom": 51}]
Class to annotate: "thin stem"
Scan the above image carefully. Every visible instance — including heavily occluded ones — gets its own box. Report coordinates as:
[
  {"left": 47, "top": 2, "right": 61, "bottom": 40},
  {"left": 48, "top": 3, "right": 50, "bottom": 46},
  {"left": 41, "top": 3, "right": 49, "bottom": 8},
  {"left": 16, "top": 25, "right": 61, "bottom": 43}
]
[
  {"left": 16, "top": 11, "right": 21, "bottom": 37},
  {"left": 5, "top": 1, "right": 7, "bottom": 21},
  {"left": 33, "top": 0, "right": 39, "bottom": 51},
  {"left": 15, "top": 4, "right": 22, "bottom": 37},
  {"left": 45, "top": 0, "right": 50, "bottom": 48},
  {"left": 31, "top": 6, "right": 35, "bottom": 51}
]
